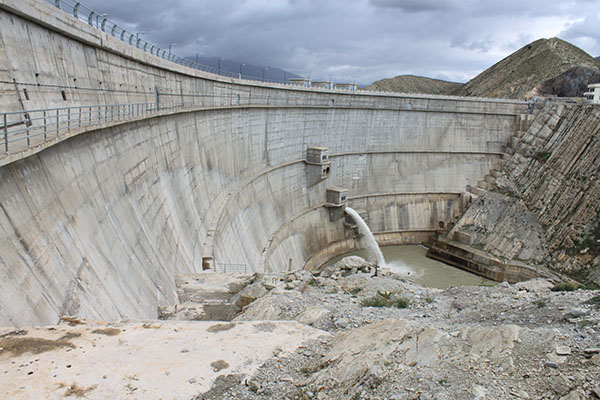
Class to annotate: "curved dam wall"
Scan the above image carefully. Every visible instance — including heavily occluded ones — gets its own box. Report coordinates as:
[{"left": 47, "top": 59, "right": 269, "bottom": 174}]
[{"left": 0, "top": 0, "right": 529, "bottom": 326}]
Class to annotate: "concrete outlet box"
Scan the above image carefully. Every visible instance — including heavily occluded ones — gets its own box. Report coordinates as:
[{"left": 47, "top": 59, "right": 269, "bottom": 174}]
[
  {"left": 307, "top": 146, "right": 329, "bottom": 164},
  {"left": 326, "top": 187, "right": 348, "bottom": 205},
  {"left": 307, "top": 162, "right": 331, "bottom": 186}
]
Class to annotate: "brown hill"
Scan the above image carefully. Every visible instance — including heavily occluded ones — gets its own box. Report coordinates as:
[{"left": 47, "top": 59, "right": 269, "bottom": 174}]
[
  {"left": 364, "top": 74, "right": 462, "bottom": 95},
  {"left": 453, "top": 38, "right": 600, "bottom": 99}
]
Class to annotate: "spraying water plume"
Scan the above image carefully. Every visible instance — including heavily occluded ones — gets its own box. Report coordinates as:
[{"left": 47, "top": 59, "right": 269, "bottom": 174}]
[{"left": 344, "top": 207, "right": 385, "bottom": 268}]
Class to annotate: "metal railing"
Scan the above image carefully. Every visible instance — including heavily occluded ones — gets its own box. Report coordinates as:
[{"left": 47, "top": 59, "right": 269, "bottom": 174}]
[
  {"left": 0, "top": 90, "right": 527, "bottom": 156},
  {"left": 0, "top": 102, "right": 161, "bottom": 154},
  {"left": 46, "top": 0, "right": 289, "bottom": 83},
  {"left": 214, "top": 263, "right": 248, "bottom": 274}
]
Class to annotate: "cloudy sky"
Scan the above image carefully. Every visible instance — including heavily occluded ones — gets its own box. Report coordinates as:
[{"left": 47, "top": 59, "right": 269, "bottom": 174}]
[{"left": 78, "top": 0, "right": 600, "bottom": 85}]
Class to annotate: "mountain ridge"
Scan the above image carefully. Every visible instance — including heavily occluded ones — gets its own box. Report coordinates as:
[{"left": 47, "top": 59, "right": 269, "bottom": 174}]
[{"left": 367, "top": 38, "right": 600, "bottom": 99}]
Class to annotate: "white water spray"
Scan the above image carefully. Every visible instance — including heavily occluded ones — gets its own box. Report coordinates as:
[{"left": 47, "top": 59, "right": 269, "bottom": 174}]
[{"left": 344, "top": 207, "right": 386, "bottom": 267}]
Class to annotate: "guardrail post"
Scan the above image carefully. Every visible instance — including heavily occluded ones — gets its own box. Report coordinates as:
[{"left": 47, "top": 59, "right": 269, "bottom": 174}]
[
  {"left": 55, "top": 0, "right": 61, "bottom": 10},
  {"left": 78, "top": 107, "right": 82, "bottom": 127},
  {"left": 67, "top": 108, "right": 71, "bottom": 132},
  {"left": 25, "top": 114, "right": 30, "bottom": 147},
  {"left": 56, "top": 109, "right": 60, "bottom": 137},
  {"left": 73, "top": 2, "right": 81, "bottom": 19},
  {"left": 43, "top": 110, "right": 47, "bottom": 140},
  {"left": 3, "top": 114, "right": 8, "bottom": 153},
  {"left": 89, "top": 106, "right": 92, "bottom": 125}
]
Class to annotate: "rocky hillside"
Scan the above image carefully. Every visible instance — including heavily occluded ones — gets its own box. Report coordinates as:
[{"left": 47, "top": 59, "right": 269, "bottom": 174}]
[
  {"left": 450, "top": 102, "right": 600, "bottom": 284},
  {"left": 365, "top": 74, "right": 462, "bottom": 95},
  {"left": 454, "top": 38, "right": 600, "bottom": 99},
  {"left": 367, "top": 39, "right": 600, "bottom": 99}
]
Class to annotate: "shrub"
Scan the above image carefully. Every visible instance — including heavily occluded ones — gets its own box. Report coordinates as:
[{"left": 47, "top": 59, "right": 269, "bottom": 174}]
[
  {"left": 551, "top": 281, "right": 579, "bottom": 292},
  {"left": 377, "top": 290, "right": 393, "bottom": 300},
  {"left": 586, "top": 295, "right": 600, "bottom": 309},
  {"left": 533, "top": 299, "right": 547, "bottom": 308},
  {"left": 360, "top": 296, "right": 389, "bottom": 307},
  {"left": 394, "top": 298, "right": 409, "bottom": 309},
  {"left": 346, "top": 287, "right": 363, "bottom": 295},
  {"left": 533, "top": 151, "right": 551, "bottom": 162}
]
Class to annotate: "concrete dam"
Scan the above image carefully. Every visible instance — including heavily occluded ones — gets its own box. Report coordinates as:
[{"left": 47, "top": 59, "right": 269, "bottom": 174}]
[{"left": 0, "top": 0, "right": 531, "bottom": 327}]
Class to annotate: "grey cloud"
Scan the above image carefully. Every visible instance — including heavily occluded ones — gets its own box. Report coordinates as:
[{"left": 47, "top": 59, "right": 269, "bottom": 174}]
[
  {"left": 368, "top": 0, "right": 461, "bottom": 13},
  {"left": 450, "top": 35, "right": 494, "bottom": 53},
  {"left": 74, "top": 0, "right": 600, "bottom": 85}
]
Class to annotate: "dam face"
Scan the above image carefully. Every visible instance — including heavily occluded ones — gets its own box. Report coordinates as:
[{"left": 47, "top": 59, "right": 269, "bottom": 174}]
[{"left": 0, "top": 0, "right": 530, "bottom": 326}]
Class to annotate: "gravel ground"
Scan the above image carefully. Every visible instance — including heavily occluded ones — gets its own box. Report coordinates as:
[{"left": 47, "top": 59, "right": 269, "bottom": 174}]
[{"left": 196, "top": 259, "right": 600, "bottom": 400}]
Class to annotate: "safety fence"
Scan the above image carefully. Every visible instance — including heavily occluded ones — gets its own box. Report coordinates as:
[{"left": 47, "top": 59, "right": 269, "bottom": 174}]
[
  {"left": 1, "top": 102, "right": 163, "bottom": 154},
  {"left": 46, "top": 0, "right": 286, "bottom": 83},
  {"left": 213, "top": 263, "right": 248, "bottom": 274}
]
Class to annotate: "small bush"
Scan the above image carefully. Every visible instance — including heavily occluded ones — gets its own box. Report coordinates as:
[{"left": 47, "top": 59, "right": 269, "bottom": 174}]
[
  {"left": 377, "top": 290, "right": 393, "bottom": 300},
  {"left": 551, "top": 281, "right": 579, "bottom": 292},
  {"left": 533, "top": 151, "right": 551, "bottom": 162},
  {"left": 360, "top": 296, "right": 389, "bottom": 307},
  {"left": 394, "top": 298, "right": 409, "bottom": 309},
  {"left": 346, "top": 287, "right": 363, "bottom": 295},
  {"left": 580, "top": 283, "right": 600, "bottom": 290},
  {"left": 533, "top": 299, "right": 547, "bottom": 308},
  {"left": 586, "top": 295, "right": 600, "bottom": 309}
]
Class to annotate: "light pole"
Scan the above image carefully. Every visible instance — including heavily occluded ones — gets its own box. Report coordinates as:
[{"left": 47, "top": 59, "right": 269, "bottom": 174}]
[
  {"left": 263, "top": 67, "right": 268, "bottom": 80},
  {"left": 135, "top": 31, "right": 145, "bottom": 48},
  {"left": 239, "top": 63, "right": 245, "bottom": 79},
  {"left": 195, "top": 52, "right": 203, "bottom": 64},
  {"left": 168, "top": 43, "right": 176, "bottom": 59},
  {"left": 218, "top": 58, "right": 224, "bottom": 73}
]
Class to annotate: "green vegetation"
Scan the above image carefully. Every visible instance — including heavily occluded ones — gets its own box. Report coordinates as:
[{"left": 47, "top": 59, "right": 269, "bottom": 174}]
[
  {"left": 551, "top": 281, "right": 579, "bottom": 292},
  {"left": 586, "top": 295, "right": 600, "bottom": 309},
  {"left": 394, "top": 298, "right": 409, "bottom": 309},
  {"left": 377, "top": 290, "right": 393, "bottom": 300},
  {"left": 360, "top": 291, "right": 410, "bottom": 308},
  {"left": 533, "top": 299, "right": 547, "bottom": 308},
  {"left": 533, "top": 151, "right": 552, "bottom": 162},
  {"left": 360, "top": 296, "right": 389, "bottom": 308},
  {"left": 346, "top": 287, "right": 363, "bottom": 296}
]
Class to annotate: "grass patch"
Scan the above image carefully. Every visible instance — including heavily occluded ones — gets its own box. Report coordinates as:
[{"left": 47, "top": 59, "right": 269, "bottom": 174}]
[
  {"left": 394, "top": 298, "right": 409, "bottom": 309},
  {"left": 377, "top": 290, "right": 393, "bottom": 300},
  {"left": 533, "top": 299, "right": 547, "bottom": 308},
  {"left": 551, "top": 281, "right": 579, "bottom": 292},
  {"left": 360, "top": 291, "right": 410, "bottom": 308},
  {"left": 346, "top": 287, "right": 363, "bottom": 295},
  {"left": 586, "top": 295, "right": 600, "bottom": 310},
  {"left": 360, "top": 296, "right": 389, "bottom": 308}
]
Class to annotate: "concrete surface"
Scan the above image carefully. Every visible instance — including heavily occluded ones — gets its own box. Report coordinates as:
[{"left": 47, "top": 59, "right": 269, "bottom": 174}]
[{"left": 0, "top": 319, "right": 327, "bottom": 399}]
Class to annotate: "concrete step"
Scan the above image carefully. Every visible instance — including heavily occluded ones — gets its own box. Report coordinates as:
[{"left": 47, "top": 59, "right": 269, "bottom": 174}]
[{"left": 455, "top": 230, "right": 475, "bottom": 245}]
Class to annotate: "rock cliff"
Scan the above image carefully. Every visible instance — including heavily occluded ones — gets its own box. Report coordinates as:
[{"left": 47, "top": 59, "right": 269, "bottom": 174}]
[{"left": 451, "top": 102, "right": 600, "bottom": 283}]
